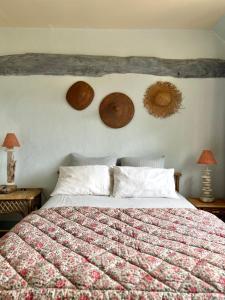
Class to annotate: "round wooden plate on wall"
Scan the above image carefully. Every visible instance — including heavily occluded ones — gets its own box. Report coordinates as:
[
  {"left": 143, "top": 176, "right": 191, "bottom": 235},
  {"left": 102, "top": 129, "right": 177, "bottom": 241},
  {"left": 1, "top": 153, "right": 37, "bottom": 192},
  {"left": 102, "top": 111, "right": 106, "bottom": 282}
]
[
  {"left": 99, "top": 92, "right": 135, "bottom": 128},
  {"left": 66, "top": 81, "right": 94, "bottom": 110}
]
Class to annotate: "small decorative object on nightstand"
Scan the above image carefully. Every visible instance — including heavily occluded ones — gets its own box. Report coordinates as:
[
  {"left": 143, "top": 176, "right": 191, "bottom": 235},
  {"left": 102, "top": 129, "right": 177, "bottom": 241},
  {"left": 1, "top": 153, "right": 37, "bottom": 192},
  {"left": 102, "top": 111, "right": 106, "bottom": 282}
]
[
  {"left": 197, "top": 149, "right": 217, "bottom": 202},
  {"left": 188, "top": 197, "right": 225, "bottom": 222},
  {"left": 0, "top": 185, "right": 18, "bottom": 194},
  {"left": 0, "top": 188, "right": 42, "bottom": 235},
  {"left": 1, "top": 133, "right": 20, "bottom": 192}
]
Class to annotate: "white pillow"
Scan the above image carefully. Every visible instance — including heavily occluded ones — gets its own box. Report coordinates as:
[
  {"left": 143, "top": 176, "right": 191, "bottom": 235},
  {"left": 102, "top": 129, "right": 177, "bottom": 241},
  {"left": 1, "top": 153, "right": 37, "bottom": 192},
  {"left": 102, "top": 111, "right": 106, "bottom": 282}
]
[
  {"left": 51, "top": 166, "right": 111, "bottom": 196},
  {"left": 113, "top": 166, "right": 179, "bottom": 198}
]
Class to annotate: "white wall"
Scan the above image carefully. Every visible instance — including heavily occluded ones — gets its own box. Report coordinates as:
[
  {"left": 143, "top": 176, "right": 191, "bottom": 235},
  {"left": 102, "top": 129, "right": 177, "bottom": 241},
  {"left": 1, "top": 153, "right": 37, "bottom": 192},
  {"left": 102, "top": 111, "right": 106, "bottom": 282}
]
[
  {"left": 214, "top": 15, "right": 225, "bottom": 42},
  {"left": 0, "top": 28, "right": 225, "bottom": 201},
  {"left": 0, "top": 28, "right": 225, "bottom": 58}
]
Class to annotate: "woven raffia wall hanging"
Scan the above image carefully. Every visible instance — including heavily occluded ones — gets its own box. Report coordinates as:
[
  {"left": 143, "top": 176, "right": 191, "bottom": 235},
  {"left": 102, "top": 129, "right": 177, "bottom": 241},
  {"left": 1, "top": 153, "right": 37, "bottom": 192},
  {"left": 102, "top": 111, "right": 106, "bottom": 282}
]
[{"left": 144, "top": 81, "right": 182, "bottom": 118}]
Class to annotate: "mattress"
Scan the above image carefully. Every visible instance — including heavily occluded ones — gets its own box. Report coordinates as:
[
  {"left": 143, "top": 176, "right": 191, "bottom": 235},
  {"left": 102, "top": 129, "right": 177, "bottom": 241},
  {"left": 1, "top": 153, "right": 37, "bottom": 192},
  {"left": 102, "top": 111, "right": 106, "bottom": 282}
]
[
  {"left": 42, "top": 193, "right": 195, "bottom": 209},
  {"left": 0, "top": 206, "right": 224, "bottom": 299}
]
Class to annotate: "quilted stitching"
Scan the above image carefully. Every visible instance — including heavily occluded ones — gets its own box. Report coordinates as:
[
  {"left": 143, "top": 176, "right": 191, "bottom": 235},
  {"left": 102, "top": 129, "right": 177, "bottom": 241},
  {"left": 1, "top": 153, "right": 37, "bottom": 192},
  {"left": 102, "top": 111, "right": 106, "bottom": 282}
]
[{"left": 0, "top": 207, "right": 225, "bottom": 299}]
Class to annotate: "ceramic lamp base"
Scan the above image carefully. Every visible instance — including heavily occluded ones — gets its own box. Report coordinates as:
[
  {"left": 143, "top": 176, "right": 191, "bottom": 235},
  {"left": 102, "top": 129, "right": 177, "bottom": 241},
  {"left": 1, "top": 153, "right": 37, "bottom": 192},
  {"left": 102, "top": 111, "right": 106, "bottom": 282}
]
[
  {"left": 200, "top": 167, "right": 214, "bottom": 202},
  {"left": 200, "top": 196, "right": 215, "bottom": 203}
]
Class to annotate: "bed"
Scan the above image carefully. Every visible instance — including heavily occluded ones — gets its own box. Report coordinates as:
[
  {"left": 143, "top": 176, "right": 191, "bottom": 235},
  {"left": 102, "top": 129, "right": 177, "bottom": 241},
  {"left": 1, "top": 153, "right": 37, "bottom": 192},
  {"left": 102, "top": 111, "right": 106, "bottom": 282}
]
[{"left": 0, "top": 173, "right": 225, "bottom": 299}]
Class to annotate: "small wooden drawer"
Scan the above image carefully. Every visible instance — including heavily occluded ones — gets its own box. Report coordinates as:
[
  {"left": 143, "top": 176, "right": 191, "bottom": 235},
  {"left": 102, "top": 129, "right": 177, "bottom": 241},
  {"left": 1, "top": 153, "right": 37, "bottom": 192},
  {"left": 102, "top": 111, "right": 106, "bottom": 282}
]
[{"left": 188, "top": 197, "right": 225, "bottom": 222}]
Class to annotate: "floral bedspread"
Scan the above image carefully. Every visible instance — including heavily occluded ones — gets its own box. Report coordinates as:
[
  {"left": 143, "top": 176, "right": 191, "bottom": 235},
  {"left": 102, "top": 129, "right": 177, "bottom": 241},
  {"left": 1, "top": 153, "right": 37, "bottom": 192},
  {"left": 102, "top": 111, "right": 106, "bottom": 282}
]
[{"left": 0, "top": 207, "right": 225, "bottom": 299}]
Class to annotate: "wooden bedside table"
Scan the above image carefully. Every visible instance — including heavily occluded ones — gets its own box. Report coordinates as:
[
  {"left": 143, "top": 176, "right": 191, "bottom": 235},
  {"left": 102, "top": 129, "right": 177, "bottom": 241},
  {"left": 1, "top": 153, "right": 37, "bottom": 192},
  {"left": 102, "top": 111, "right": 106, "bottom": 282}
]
[
  {"left": 188, "top": 197, "right": 225, "bottom": 222},
  {"left": 0, "top": 188, "right": 42, "bottom": 235}
]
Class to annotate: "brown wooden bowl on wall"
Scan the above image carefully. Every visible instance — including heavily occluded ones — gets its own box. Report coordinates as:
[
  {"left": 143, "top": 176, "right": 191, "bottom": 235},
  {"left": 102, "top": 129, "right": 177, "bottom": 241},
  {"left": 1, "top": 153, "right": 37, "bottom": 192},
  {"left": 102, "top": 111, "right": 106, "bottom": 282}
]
[
  {"left": 66, "top": 81, "right": 94, "bottom": 110},
  {"left": 99, "top": 92, "right": 135, "bottom": 128}
]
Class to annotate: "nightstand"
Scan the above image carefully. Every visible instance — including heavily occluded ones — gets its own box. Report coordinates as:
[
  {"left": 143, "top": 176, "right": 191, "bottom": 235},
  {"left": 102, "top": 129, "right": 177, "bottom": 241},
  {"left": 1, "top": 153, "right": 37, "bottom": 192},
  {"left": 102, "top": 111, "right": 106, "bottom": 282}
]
[
  {"left": 188, "top": 197, "right": 225, "bottom": 222},
  {"left": 0, "top": 188, "right": 42, "bottom": 235}
]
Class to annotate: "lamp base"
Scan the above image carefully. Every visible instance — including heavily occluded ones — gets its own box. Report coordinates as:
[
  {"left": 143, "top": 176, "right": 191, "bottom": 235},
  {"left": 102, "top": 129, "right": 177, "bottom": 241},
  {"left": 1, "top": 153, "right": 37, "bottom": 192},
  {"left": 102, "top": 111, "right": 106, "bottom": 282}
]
[
  {"left": 7, "top": 150, "right": 16, "bottom": 185},
  {"left": 200, "top": 196, "right": 215, "bottom": 203},
  {"left": 0, "top": 185, "right": 17, "bottom": 194},
  {"left": 200, "top": 167, "right": 214, "bottom": 202}
]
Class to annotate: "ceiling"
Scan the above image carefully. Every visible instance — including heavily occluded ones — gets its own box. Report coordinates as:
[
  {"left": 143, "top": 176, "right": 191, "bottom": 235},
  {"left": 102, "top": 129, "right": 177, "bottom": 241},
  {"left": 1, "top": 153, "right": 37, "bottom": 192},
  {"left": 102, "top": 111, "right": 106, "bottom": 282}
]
[{"left": 0, "top": 0, "right": 225, "bottom": 29}]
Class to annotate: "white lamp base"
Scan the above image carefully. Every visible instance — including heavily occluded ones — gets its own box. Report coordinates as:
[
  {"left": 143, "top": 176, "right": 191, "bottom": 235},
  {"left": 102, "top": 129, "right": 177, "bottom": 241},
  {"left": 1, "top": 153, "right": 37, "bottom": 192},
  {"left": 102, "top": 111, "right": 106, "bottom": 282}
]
[
  {"left": 200, "top": 196, "right": 215, "bottom": 203},
  {"left": 7, "top": 182, "right": 16, "bottom": 186}
]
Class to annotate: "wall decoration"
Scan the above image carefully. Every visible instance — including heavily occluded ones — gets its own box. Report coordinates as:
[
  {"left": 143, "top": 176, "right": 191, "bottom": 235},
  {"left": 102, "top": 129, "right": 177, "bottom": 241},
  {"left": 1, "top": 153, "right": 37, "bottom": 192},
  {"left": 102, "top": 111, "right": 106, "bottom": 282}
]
[
  {"left": 1, "top": 133, "right": 21, "bottom": 192},
  {"left": 144, "top": 81, "right": 182, "bottom": 118},
  {"left": 66, "top": 81, "right": 94, "bottom": 110},
  {"left": 0, "top": 53, "right": 225, "bottom": 78},
  {"left": 197, "top": 149, "right": 217, "bottom": 202},
  {"left": 99, "top": 93, "right": 134, "bottom": 128}
]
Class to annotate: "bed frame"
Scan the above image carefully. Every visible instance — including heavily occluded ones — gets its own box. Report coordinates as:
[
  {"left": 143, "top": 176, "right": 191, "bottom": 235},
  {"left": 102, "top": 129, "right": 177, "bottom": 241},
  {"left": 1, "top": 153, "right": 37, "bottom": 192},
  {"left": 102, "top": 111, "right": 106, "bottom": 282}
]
[{"left": 174, "top": 172, "right": 182, "bottom": 192}]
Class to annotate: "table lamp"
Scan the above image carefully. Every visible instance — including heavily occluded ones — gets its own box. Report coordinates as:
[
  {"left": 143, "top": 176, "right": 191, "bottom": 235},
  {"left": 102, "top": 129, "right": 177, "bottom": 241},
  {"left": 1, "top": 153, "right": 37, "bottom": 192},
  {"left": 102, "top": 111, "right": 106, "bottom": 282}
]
[
  {"left": 197, "top": 149, "right": 217, "bottom": 202},
  {"left": 2, "top": 133, "right": 20, "bottom": 191}
]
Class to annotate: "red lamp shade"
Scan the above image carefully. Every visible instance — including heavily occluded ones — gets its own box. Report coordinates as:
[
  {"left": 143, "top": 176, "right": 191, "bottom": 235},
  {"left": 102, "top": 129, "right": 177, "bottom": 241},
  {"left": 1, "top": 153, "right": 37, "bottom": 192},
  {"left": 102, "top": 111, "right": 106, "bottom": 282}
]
[
  {"left": 2, "top": 133, "right": 20, "bottom": 149},
  {"left": 197, "top": 150, "right": 217, "bottom": 165}
]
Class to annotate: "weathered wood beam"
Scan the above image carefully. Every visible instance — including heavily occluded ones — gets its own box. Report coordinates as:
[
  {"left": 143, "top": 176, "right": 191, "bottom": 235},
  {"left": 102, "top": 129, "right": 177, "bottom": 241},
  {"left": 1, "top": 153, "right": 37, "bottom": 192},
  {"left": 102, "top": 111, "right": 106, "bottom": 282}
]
[{"left": 0, "top": 53, "right": 225, "bottom": 78}]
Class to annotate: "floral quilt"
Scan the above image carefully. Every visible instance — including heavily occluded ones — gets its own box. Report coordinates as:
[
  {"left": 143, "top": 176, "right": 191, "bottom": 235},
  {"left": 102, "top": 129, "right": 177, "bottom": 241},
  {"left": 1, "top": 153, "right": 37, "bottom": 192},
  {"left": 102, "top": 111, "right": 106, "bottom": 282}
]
[{"left": 0, "top": 207, "right": 225, "bottom": 300}]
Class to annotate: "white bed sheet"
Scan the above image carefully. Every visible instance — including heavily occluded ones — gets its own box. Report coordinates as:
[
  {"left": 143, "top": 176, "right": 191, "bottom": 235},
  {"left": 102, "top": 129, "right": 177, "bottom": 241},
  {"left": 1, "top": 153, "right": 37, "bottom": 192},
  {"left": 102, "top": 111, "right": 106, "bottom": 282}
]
[{"left": 42, "top": 193, "right": 195, "bottom": 209}]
